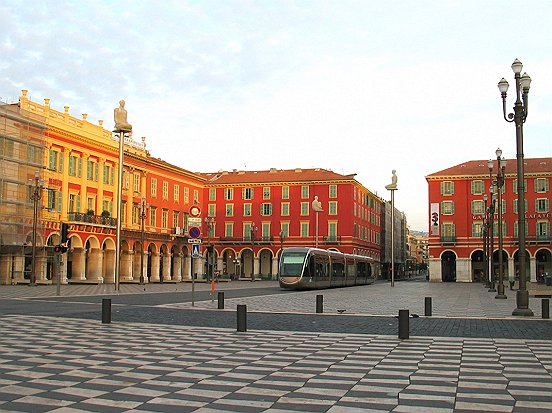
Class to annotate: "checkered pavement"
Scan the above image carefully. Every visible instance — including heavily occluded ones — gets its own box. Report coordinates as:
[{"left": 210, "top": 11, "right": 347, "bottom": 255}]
[{"left": 0, "top": 315, "right": 550, "bottom": 412}]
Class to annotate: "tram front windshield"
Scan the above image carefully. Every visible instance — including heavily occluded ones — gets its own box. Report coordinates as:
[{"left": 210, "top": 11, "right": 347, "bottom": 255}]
[{"left": 280, "top": 252, "right": 307, "bottom": 276}]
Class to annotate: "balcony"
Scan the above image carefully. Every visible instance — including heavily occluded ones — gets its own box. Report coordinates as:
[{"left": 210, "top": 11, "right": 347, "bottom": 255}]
[
  {"left": 218, "top": 236, "right": 274, "bottom": 244},
  {"left": 323, "top": 235, "right": 341, "bottom": 244},
  {"left": 67, "top": 212, "right": 117, "bottom": 227},
  {"left": 440, "top": 236, "right": 456, "bottom": 244}
]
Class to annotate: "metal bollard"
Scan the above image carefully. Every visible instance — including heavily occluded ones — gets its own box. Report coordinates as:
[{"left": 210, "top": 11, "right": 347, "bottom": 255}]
[
  {"left": 218, "top": 292, "right": 225, "bottom": 309},
  {"left": 425, "top": 297, "right": 432, "bottom": 316},
  {"left": 398, "top": 309, "right": 409, "bottom": 339},
  {"left": 102, "top": 298, "right": 111, "bottom": 324},
  {"left": 316, "top": 294, "right": 323, "bottom": 313},
  {"left": 237, "top": 304, "right": 247, "bottom": 332},
  {"left": 542, "top": 299, "right": 550, "bottom": 319}
]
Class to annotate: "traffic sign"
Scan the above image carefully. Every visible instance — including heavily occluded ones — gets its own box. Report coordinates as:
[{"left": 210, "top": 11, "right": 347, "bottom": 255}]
[
  {"left": 188, "top": 217, "right": 202, "bottom": 225},
  {"left": 189, "top": 205, "right": 201, "bottom": 217},
  {"left": 188, "top": 238, "right": 202, "bottom": 244},
  {"left": 189, "top": 226, "right": 201, "bottom": 238},
  {"left": 192, "top": 243, "right": 200, "bottom": 258}
]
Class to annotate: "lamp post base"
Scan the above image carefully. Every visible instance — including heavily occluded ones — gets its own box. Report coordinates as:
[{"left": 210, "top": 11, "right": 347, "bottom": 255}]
[
  {"left": 488, "top": 282, "right": 496, "bottom": 292},
  {"left": 512, "top": 290, "right": 534, "bottom": 316},
  {"left": 495, "top": 283, "right": 507, "bottom": 299}
]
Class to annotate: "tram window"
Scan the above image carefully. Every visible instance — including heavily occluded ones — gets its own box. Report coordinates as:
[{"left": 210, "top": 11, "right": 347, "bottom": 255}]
[
  {"left": 332, "top": 261, "right": 345, "bottom": 278},
  {"left": 280, "top": 252, "right": 306, "bottom": 276},
  {"left": 347, "top": 263, "right": 356, "bottom": 277},
  {"left": 357, "top": 262, "right": 367, "bottom": 277}
]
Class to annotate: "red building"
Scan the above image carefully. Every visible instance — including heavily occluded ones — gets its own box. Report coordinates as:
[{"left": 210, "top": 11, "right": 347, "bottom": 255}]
[
  {"left": 426, "top": 157, "right": 551, "bottom": 283},
  {"left": 201, "top": 168, "right": 384, "bottom": 279}
]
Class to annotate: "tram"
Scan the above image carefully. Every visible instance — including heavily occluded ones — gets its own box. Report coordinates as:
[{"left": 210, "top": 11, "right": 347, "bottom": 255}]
[{"left": 278, "top": 247, "right": 375, "bottom": 290}]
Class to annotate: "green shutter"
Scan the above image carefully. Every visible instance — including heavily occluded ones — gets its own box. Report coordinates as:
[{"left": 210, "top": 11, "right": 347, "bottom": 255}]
[
  {"left": 49, "top": 150, "right": 56, "bottom": 170},
  {"left": 76, "top": 195, "right": 81, "bottom": 212},
  {"left": 58, "top": 152, "right": 63, "bottom": 172},
  {"left": 57, "top": 191, "right": 63, "bottom": 212}
]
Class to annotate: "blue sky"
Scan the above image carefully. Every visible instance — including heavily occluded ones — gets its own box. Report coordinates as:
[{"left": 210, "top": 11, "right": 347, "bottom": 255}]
[{"left": 1, "top": 1, "right": 551, "bottom": 231}]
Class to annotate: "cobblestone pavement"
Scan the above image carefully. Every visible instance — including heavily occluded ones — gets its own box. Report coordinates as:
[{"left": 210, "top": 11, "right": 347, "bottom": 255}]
[
  {"left": 0, "top": 315, "right": 550, "bottom": 413},
  {"left": 0, "top": 279, "right": 551, "bottom": 412}
]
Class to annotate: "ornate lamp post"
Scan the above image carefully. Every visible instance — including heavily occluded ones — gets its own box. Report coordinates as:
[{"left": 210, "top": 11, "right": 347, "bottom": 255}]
[
  {"left": 138, "top": 197, "right": 149, "bottom": 285},
  {"left": 494, "top": 148, "right": 507, "bottom": 299},
  {"left": 486, "top": 160, "right": 496, "bottom": 292},
  {"left": 28, "top": 171, "right": 44, "bottom": 286},
  {"left": 498, "top": 58, "right": 533, "bottom": 316},
  {"left": 385, "top": 170, "right": 398, "bottom": 287},
  {"left": 482, "top": 193, "right": 489, "bottom": 287}
]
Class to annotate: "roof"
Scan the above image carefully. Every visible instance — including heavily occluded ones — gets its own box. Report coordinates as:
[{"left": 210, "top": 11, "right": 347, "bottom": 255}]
[
  {"left": 201, "top": 168, "right": 357, "bottom": 185},
  {"left": 426, "top": 157, "right": 552, "bottom": 179}
]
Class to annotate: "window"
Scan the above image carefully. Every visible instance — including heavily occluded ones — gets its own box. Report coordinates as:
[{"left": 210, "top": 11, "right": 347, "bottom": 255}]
[
  {"left": 162, "top": 181, "right": 169, "bottom": 200},
  {"left": 244, "top": 203, "right": 252, "bottom": 216},
  {"left": 225, "top": 223, "right": 233, "bottom": 237},
  {"left": 133, "top": 173, "right": 140, "bottom": 192},
  {"left": 173, "top": 211, "right": 179, "bottom": 227},
  {"left": 471, "top": 200, "right": 484, "bottom": 214},
  {"left": 513, "top": 179, "right": 527, "bottom": 194},
  {"left": 193, "top": 190, "right": 199, "bottom": 204},
  {"left": 151, "top": 178, "right": 157, "bottom": 197},
  {"left": 87, "top": 159, "right": 99, "bottom": 182},
  {"left": 209, "top": 188, "right": 216, "bottom": 201},
  {"left": 471, "top": 180, "right": 484, "bottom": 195},
  {"left": 102, "top": 199, "right": 112, "bottom": 215},
  {"left": 87, "top": 197, "right": 94, "bottom": 213},
  {"left": 48, "top": 149, "right": 63, "bottom": 172},
  {"left": 536, "top": 221, "right": 550, "bottom": 239},
  {"left": 47, "top": 190, "right": 62, "bottom": 213},
  {"left": 69, "top": 155, "right": 82, "bottom": 177},
  {"left": 329, "top": 201, "right": 337, "bottom": 215},
  {"left": 441, "top": 201, "right": 455, "bottom": 215},
  {"left": 329, "top": 185, "right": 337, "bottom": 198},
  {"left": 242, "top": 187, "right": 254, "bottom": 200},
  {"left": 68, "top": 193, "right": 80, "bottom": 213},
  {"left": 513, "top": 221, "right": 529, "bottom": 237},
  {"left": 224, "top": 188, "right": 234, "bottom": 200},
  {"left": 328, "top": 222, "right": 337, "bottom": 238},
  {"left": 280, "top": 222, "right": 290, "bottom": 237},
  {"left": 263, "top": 187, "right": 270, "bottom": 200},
  {"left": 301, "top": 186, "right": 309, "bottom": 199},
  {"left": 262, "top": 222, "right": 270, "bottom": 240},
  {"left": 282, "top": 186, "right": 289, "bottom": 199},
  {"left": 103, "top": 164, "right": 114, "bottom": 185},
  {"left": 492, "top": 221, "right": 506, "bottom": 237},
  {"left": 120, "top": 201, "right": 126, "bottom": 223},
  {"left": 300, "top": 202, "right": 309, "bottom": 216},
  {"left": 243, "top": 223, "right": 252, "bottom": 240},
  {"left": 281, "top": 202, "right": 290, "bottom": 216},
  {"left": 150, "top": 207, "right": 157, "bottom": 227},
  {"left": 261, "top": 203, "right": 272, "bottom": 216},
  {"left": 441, "top": 222, "right": 455, "bottom": 238},
  {"left": 472, "top": 221, "right": 483, "bottom": 238},
  {"left": 226, "top": 204, "right": 234, "bottom": 217},
  {"left": 536, "top": 198, "right": 550, "bottom": 213},
  {"left": 208, "top": 204, "right": 216, "bottom": 217},
  {"left": 162, "top": 209, "right": 168, "bottom": 228},
  {"left": 535, "top": 178, "right": 549, "bottom": 193},
  {"left": 440, "top": 181, "right": 454, "bottom": 195},
  {"left": 174, "top": 185, "right": 180, "bottom": 202},
  {"left": 183, "top": 187, "right": 189, "bottom": 203},
  {"left": 513, "top": 199, "right": 528, "bottom": 214},
  {"left": 300, "top": 222, "right": 309, "bottom": 237},
  {"left": 132, "top": 203, "right": 139, "bottom": 225}
]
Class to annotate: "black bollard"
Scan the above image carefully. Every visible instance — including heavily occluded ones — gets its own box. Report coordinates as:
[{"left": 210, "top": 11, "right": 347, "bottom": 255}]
[
  {"left": 218, "top": 292, "right": 225, "bottom": 309},
  {"left": 542, "top": 299, "right": 550, "bottom": 319},
  {"left": 316, "top": 294, "right": 323, "bottom": 313},
  {"left": 425, "top": 297, "right": 432, "bottom": 316},
  {"left": 237, "top": 304, "right": 247, "bottom": 332},
  {"left": 398, "top": 309, "right": 409, "bottom": 339},
  {"left": 102, "top": 298, "right": 111, "bottom": 324}
]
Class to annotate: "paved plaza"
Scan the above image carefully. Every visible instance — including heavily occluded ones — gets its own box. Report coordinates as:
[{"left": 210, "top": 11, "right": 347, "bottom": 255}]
[{"left": 0, "top": 279, "right": 550, "bottom": 412}]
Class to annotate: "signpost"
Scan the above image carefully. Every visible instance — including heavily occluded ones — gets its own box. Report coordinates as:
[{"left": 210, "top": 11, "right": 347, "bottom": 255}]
[{"left": 189, "top": 205, "right": 201, "bottom": 307}]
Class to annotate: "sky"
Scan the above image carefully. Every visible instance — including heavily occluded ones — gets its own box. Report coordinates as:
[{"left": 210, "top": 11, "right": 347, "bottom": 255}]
[{"left": 1, "top": 1, "right": 551, "bottom": 231}]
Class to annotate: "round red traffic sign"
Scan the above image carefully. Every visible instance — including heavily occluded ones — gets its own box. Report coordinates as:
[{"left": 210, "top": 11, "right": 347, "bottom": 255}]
[
  {"left": 190, "top": 205, "right": 201, "bottom": 217},
  {"left": 189, "top": 226, "right": 201, "bottom": 238}
]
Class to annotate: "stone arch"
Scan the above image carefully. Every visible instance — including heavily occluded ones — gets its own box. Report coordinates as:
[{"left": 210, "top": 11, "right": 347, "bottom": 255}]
[
  {"left": 45, "top": 233, "right": 60, "bottom": 281},
  {"left": 102, "top": 237, "right": 116, "bottom": 284},
  {"left": 159, "top": 244, "right": 169, "bottom": 282},
  {"left": 222, "top": 248, "right": 239, "bottom": 279},
  {"left": 513, "top": 249, "right": 531, "bottom": 281},
  {"left": 470, "top": 249, "right": 485, "bottom": 282},
  {"left": 258, "top": 247, "right": 274, "bottom": 279},
  {"left": 536, "top": 248, "right": 552, "bottom": 283},
  {"left": 441, "top": 250, "right": 457, "bottom": 282},
  {"left": 241, "top": 248, "right": 254, "bottom": 278},
  {"left": 65, "top": 234, "right": 83, "bottom": 281},
  {"left": 84, "top": 236, "right": 102, "bottom": 283},
  {"left": 171, "top": 245, "right": 182, "bottom": 281},
  {"left": 148, "top": 243, "right": 159, "bottom": 282},
  {"left": 181, "top": 245, "right": 190, "bottom": 280}
]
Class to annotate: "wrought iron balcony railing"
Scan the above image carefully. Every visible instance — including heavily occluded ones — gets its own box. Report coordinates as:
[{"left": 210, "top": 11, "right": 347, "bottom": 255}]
[{"left": 67, "top": 212, "right": 117, "bottom": 227}]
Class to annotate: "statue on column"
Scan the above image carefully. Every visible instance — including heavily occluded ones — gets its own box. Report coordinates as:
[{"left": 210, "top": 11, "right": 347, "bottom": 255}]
[
  {"left": 114, "top": 99, "right": 132, "bottom": 132},
  {"left": 311, "top": 196, "right": 323, "bottom": 212},
  {"left": 385, "top": 170, "right": 398, "bottom": 190}
]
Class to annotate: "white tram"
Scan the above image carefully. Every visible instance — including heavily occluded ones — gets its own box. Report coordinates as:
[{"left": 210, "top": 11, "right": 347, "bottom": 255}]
[{"left": 278, "top": 247, "right": 375, "bottom": 290}]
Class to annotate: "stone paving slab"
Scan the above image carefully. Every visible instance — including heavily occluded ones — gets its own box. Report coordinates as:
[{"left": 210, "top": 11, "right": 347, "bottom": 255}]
[{"left": 0, "top": 315, "right": 550, "bottom": 413}]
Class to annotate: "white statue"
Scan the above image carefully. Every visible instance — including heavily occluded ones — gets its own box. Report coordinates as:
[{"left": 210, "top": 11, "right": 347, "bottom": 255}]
[
  {"left": 114, "top": 99, "right": 132, "bottom": 131},
  {"left": 385, "top": 170, "right": 398, "bottom": 190},
  {"left": 311, "top": 196, "right": 323, "bottom": 212}
]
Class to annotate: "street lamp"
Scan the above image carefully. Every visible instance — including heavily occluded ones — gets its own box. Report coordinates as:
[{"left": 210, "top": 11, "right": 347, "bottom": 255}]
[
  {"left": 205, "top": 216, "right": 215, "bottom": 281},
  {"left": 138, "top": 197, "right": 149, "bottom": 285},
  {"left": 482, "top": 193, "right": 489, "bottom": 287},
  {"left": 498, "top": 58, "right": 533, "bottom": 316},
  {"left": 28, "top": 170, "right": 44, "bottom": 286},
  {"left": 250, "top": 222, "right": 257, "bottom": 281},
  {"left": 493, "top": 149, "right": 507, "bottom": 299},
  {"left": 487, "top": 184, "right": 497, "bottom": 293},
  {"left": 385, "top": 170, "right": 398, "bottom": 287}
]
